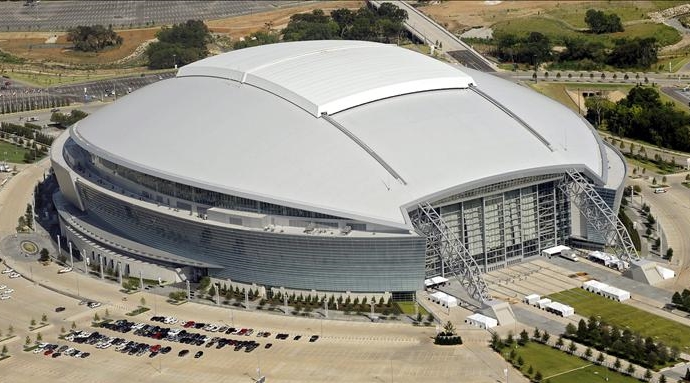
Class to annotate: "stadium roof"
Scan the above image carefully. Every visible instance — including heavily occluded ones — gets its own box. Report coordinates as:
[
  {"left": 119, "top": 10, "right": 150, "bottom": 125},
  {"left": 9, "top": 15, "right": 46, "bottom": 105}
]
[
  {"left": 71, "top": 41, "right": 609, "bottom": 229},
  {"left": 177, "top": 40, "right": 475, "bottom": 116}
]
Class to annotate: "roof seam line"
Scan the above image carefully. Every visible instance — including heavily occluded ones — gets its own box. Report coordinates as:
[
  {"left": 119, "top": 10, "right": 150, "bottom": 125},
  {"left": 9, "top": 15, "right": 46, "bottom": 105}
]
[
  {"left": 469, "top": 86, "right": 554, "bottom": 152},
  {"left": 321, "top": 113, "right": 407, "bottom": 186}
]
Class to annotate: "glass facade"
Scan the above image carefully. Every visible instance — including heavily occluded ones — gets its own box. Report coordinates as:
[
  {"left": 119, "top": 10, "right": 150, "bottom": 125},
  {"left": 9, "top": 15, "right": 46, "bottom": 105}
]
[
  {"left": 75, "top": 182, "right": 426, "bottom": 293},
  {"left": 433, "top": 177, "right": 570, "bottom": 275}
]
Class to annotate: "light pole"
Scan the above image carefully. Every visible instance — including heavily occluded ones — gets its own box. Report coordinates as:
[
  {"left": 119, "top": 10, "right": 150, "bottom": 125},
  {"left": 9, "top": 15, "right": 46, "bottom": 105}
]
[{"left": 173, "top": 54, "right": 177, "bottom": 70}]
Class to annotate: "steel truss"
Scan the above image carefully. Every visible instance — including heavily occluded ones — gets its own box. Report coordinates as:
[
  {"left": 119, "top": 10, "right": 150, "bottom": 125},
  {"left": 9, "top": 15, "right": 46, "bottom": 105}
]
[
  {"left": 558, "top": 169, "right": 639, "bottom": 262},
  {"left": 410, "top": 202, "right": 490, "bottom": 303}
]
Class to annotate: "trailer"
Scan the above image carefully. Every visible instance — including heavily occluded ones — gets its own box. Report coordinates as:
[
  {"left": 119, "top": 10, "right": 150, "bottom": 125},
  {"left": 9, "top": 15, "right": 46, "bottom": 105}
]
[{"left": 541, "top": 245, "right": 571, "bottom": 259}]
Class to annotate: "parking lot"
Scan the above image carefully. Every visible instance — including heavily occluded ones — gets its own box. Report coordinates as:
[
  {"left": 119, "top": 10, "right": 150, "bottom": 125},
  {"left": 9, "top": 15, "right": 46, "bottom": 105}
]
[
  {"left": 0, "top": 1, "right": 305, "bottom": 32},
  {"left": 1, "top": 72, "right": 175, "bottom": 115},
  {"left": 0, "top": 253, "right": 520, "bottom": 382}
]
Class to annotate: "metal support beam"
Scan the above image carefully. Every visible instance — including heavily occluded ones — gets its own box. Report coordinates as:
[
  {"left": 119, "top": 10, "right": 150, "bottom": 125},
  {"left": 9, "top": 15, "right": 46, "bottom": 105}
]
[
  {"left": 558, "top": 169, "right": 638, "bottom": 263},
  {"left": 411, "top": 202, "right": 490, "bottom": 303}
]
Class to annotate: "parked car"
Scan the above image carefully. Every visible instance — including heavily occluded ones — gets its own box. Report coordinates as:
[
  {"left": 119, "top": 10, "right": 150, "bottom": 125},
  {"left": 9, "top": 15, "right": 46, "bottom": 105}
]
[
  {"left": 178, "top": 349, "right": 189, "bottom": 357},
  {"left": 309, "top": 335, "right": 319, "bottom": 342},
  {"left": 55, "top": 307, "right": 65, "bottom": 312},
  {"left": 194, "top": 351, "right": 203, "bottom": 358}
]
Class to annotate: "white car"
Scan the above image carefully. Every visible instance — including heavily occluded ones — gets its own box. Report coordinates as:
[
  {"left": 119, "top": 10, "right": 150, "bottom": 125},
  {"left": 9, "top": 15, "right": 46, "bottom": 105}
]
[
  {"left": 0, "top": 285, "right": 6, "bottom": 290},
  {"left": 87, "top": 302, "right": 101, "bottom": 308},
  {"left": 33, "top": 347, "right": 45, "bottom": 354},
  {"left": 1, "top": 269, "right": 13, "bottom": 274},
  {"left": 0, "top": 295, "right": 11, "bottom": 300},
  {"left": 9, "top": 273, "right": 20, "bottom": 279},
  {"left": 58, "top": 267, "right": 73, "bottom": 274},
  {"left": 3, "top": 289, "right": 13, "bottom": 294}
]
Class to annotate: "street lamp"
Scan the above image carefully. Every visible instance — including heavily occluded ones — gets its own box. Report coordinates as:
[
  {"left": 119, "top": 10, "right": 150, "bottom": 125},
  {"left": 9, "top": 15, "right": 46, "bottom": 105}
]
[{"left": 173, "top": 54, "right": 177, "bottom": 70}]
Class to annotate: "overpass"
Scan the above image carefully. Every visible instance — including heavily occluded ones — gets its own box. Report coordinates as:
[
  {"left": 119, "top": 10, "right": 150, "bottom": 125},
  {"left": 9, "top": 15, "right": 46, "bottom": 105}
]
[{"left": 369, "top": 0, "right": 497, "bottom": 72}]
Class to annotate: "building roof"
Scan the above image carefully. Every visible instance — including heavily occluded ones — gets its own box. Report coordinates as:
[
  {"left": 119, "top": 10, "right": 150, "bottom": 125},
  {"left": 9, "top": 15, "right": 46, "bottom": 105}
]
[
  {"left": 177, "top": 40, "right": 475, "bottom": 117},
  {"left": 71, "top": 41, "right": 607, "bottom": 229}
]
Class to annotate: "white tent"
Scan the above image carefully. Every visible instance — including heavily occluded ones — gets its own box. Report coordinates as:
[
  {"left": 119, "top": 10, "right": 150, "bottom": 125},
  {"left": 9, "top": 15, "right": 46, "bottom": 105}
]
[
  {"left": 466, "top": 313, "right": 498, "bottom": 329},
  {"left": 656, "top": 266, "right": 675, "bottom": 280},
  {"left": 541, "top": 245, "right": 570, "bottom": 258},
  {"left": 429, "top": 291, "right": 458, "bottom": 308},
  {"left": 546, "top": 301, "right": 574, "bottom": 317},
  {"left": 536, "top": 298, "right": 552, "bottom": 309},
  {"left": 424, "top": 276, "right": 449, "bottom": 288},
  {"left": 582, "top": 280, "right": 630, "bottom": 302},
  {"left": 524, "top": 294, "right": 540, "bottom": 305}
]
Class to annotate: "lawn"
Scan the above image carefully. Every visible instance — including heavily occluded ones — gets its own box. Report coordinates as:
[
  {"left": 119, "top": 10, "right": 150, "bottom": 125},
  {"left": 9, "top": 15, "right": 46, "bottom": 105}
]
[
  {"left": 395, "top": 301, "right": 429, "bottom": 316},
  {"left": 502, "top": 342, "right": 642, "bottom": 383},
  {"left": 0, "top": 140, "right": 32, "bottom": 163},
  {"left": 548, "top": 289, "right": 690, "bottom": 350},
  {"left": 492, "top": 17, "right": 681, "bottom": 48}
]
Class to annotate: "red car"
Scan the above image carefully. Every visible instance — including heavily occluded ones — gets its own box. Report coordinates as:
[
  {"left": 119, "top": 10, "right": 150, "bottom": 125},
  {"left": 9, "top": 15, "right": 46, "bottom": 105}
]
[
  {"left": 183, "top": 321, "right": 195, "bottom": 328},
  {"left": 44, "top": 349, "right": 54, "bottom": 356},
  {"left": 150, "top": 344, "right": 161, "bottom": 353}
]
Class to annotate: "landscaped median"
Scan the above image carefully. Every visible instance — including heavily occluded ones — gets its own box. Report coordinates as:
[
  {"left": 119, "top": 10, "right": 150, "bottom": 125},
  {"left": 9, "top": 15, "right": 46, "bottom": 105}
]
[
  {"left": 492, "top": 335, "right": 645, "bottom": 383},
  {"left": 548, "top": 288, "right": 690, "bottom": 351}
]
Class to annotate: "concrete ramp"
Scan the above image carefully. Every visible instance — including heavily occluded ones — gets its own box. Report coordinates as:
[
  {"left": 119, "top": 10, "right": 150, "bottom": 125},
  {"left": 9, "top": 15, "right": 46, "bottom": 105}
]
[
  {"left": 623, "top": 260, "right": 664, "bottom": 286},
  {"left": 481, "top": 299, "right": 516, "bottom": 327}
]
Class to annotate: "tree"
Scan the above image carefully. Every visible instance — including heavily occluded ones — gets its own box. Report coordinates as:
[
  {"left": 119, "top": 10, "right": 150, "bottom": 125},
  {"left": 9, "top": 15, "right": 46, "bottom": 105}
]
[
  {"left": 659, "top": 374, "right": 667, "bottom": 383},
  {"left": 534, "top": 371, "right": 543, "bottom": 382},
  {"left": 71, "top": 321, "right": 76, "bottom": 330},
  {"left": 39, "top": 248, "right": 50, "bottom": 262},
  {"left": 614, "top": 358, "right": 622, "bottom": 370},
  {"left": 585, "top": 347, "right": 593, "bottom": 358},
  {"left": 556, "top": 336, "right": 564, "bottom": 348},
  {"left": 93, "top": 313, "right": 100, "bottom": 321},
  {"left": 541, "top": 331, "right": 550, "bottom": 344},
  {"left": 517, "top": 355, "right": 524, "bottom": 366},
  {"left": 198, "top": 276, "right": 211, "bottom": 292},
  {"left": 585, "top": 9, "right": 624, "bottom": 34},
  {"left": 208, "top": 284, "right": 216, "bottom": 298},
  {"left": 666, "top": 248, "right": 674, "bottom": 260},
  {"left": 509, "top": 348, "right": 517, "bottom": 361},
  {"left": 626, "top": 363, "right": 636, "bottom": 376},
  {"left": 8, "top": 325, "right": 13, "bottom": 335},
  {"left": 644, "top": 369, "right": 653, "bottom": 381},
  {"left": 30, "top": 318, "right": 36, "bottom": 327},
  {"left": 67, "top": 25, "right": 123, "bottom": 52},
  {"left": 140, "top": 296, "right": 146, "bottom": 307},
  {"left": 533, "top": 328, "right": 541, "bottom": 340},
  {"left": 147, "top": 20, "right": 211, "bottom": 69},
  {"left": 565, "top": 323, "right": 577, "bottom": 335},
  {"left": 685, "top": 368, "right": 690, "bottom": 381},
  {"left": 1, "top": 345, "right": 6, "bottom": 355},
  {"left": 597, "top": 352, "right": 605, "bottom": 364},
  {"left": 41, "top": 313, "right": 47, "bottom": 323},
  {"left": 36, "top": 332, "right": 42, "bottom": 342},
  {"left": 24, "top": 335, "right": 30, "bottom": 345},
  {"left": 518, "top": 329, "right": 529, "bottom": 345},
  {"left": 568, "top": 341, "right": 577, "bottom": 354},
  {"left": 528, "top": 365, "right": 534, "bottom": 375}
]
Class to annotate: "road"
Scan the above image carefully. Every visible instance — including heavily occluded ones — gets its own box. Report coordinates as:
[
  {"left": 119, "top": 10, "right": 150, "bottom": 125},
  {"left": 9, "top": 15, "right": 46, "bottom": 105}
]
[
  {"left": 628, "top": 173, "right": 690, "bottom": 290},
  {"left": 369, "top": 0, "right": 496, "bottom": 72}
]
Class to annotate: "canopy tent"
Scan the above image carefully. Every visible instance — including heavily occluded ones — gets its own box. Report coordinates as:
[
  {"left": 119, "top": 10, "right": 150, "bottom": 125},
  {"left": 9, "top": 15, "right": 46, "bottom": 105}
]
[
  {"left": 466, "top": 313, "right": 498, "bottom": 329},
  {"left": 424, "top": 276, "right": 449, "bottom": 288}
]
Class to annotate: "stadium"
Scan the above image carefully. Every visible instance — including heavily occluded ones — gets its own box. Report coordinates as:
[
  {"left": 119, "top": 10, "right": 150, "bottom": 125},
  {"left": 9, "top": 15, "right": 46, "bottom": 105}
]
[{"left": 50, "top": 40, "right": 628, "bottom": 299}]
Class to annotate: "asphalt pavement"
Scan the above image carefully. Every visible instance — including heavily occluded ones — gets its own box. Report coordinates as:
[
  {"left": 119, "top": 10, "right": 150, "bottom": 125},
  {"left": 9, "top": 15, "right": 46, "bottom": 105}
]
[{"left": 0, "top": 1, "right": 306, "bottom": 31}]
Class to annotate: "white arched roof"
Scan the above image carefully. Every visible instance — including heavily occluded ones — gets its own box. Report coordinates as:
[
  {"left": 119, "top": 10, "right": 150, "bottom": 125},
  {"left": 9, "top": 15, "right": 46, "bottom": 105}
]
[{"left": 71, "top": 41, "right": 605, "bottom": 229}]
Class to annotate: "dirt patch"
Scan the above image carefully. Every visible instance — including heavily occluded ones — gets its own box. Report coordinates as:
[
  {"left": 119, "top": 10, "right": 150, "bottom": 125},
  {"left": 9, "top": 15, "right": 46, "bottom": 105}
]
[
  {"left": 0, "top": 28, "right": 158, "bottom": 66},
  {"left": 206, "top": 1, "right": 363, "bottom": 40},
  {"left": 418, "top": 1, "right": 562, "bottom": 35}
]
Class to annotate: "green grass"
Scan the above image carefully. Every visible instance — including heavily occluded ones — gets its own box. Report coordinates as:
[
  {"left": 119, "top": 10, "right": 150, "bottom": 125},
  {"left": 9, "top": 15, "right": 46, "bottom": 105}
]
[
  {"left": 503, "top": 342, "right": 641, "bottom": 383},
  {"left": 0, "top": 140, "right": 32, "bottom": 163},
  {"left": 394, "top": 301, "right": 429, "bottom": 316},
  {"left": 493, "top": 17, "right": 681, "bottom": 48},
  {"left": 548, "top": 289, "right": 690, "bottom": 350}
]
